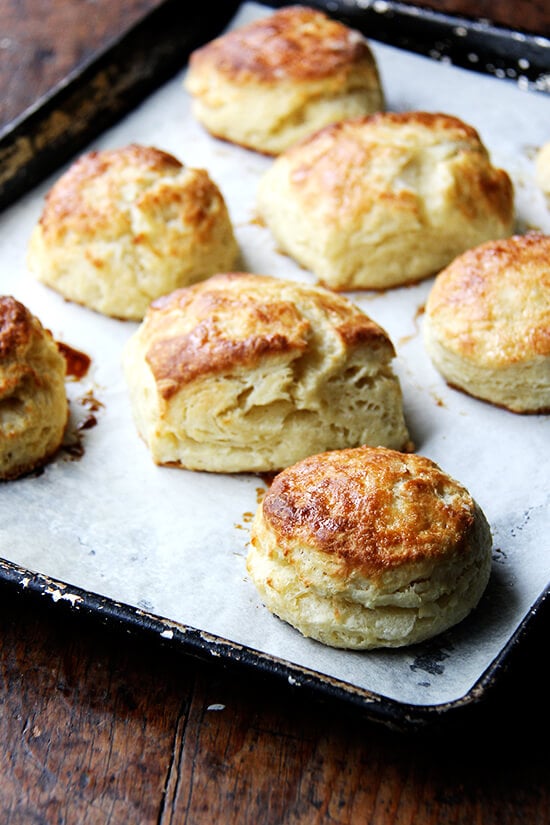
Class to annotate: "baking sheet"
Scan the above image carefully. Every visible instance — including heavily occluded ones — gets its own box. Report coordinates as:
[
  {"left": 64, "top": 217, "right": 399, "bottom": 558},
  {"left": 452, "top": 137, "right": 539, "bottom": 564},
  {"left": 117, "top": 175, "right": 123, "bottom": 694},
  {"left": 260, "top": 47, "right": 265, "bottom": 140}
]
[{"left": 1, "top": 2, "right": 549, "bottom": 716}]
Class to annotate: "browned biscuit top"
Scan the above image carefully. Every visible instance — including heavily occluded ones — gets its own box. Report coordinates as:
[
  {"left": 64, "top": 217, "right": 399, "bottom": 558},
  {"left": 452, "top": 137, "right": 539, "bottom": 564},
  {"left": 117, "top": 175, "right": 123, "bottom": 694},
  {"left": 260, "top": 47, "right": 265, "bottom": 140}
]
[
  {"left": 36, "top": 145, "right": 222, "bottom": 245},
  {"left": 426, "top": 233, "right": 550, "bottom": 365},
  {"left": 143, "top": 272, "right": 392, "bottom": 399},
  {"left": 282, "top": 111, "right": 513, "bottom": 228},
  {"left": 0, "top": 295, "right": 63, "bottom": 399},
  {"left": 261, "top": 446, "right": 476, "bottom": 577},
  {"left": 0, "top": 295, "right": 35, "bottom": 360},
  {"left": 188, "top": 5, "right": 373, "bottom": 84}
]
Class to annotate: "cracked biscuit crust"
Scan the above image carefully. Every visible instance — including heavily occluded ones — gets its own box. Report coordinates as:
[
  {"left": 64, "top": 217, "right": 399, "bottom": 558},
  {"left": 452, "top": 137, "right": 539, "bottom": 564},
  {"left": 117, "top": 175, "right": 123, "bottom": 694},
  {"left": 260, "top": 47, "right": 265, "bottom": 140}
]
[
  {"left": 258, "top": 111, "right": 514, "bottom": 289},
  {"left": 0, "top": 296, "right": 68, "bottom": 480},
  {"left": 185, "top": 5, "right": 383, "bottom": 155},
  {"left": 27, "top": 145, "right": 239, "bottom": 320},
  {"left": 424, "top": 233, "right": 550, "bottom": 413},
  {"left": 247, "top": 446, "right": 492, "bottom": 649},
  {"left": 123, "top": 273, "right": 410, "bottom": 472}
]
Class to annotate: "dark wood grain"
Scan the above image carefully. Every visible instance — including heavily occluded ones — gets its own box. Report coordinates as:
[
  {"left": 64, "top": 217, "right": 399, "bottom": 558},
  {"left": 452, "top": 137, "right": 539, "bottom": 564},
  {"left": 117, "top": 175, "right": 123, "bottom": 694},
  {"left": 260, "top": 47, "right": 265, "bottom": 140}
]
[
  {"left": 0, "top": 587, "right": 549, "bottom": 823},
  {"left": 1, "top": 1, "right": 549, "bottom": 822},
  {"left": 0, "top": 593, "right": 188, "bottom": 822},
  {"left": 0, "top": 0, "right": 165, "bottom": 130}
]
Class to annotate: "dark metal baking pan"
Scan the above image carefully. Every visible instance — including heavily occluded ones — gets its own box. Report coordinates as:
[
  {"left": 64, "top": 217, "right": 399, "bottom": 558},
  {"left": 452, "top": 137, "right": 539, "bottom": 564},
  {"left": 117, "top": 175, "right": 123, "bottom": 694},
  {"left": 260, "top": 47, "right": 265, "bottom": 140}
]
[
  {"left": 1, "top": 555, "right": 549, "bottom": 732},
  {"left": 1, "top": 0, "right": 549, "bottom": 732},
  {"left": 278, "top": 0, "right": 550, "bottom": 90}
]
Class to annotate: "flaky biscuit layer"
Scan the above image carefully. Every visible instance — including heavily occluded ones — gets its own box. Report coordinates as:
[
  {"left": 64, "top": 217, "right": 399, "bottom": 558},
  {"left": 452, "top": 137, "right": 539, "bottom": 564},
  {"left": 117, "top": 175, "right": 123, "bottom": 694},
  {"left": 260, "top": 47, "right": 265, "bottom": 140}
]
[
  {"left": 247, "top": 446, "right": 492, "bottom": 648},
  {"left": 258, "top": 111, "right": 514, "bottom": 289},
  {"left": 123, "top": 273, "right": 410, "bottom": 472},
  {"left": 28, "top": 145, "right": 239, "bottom": 320},
  {"left": 424, "top": 233, "right": 550, "bottom": 413},
  {"left": 0, "top": 296, "right": 68, "bottom": 480},
  {"left": 185, "top": 5, "right": 383, "bottom": 155}
]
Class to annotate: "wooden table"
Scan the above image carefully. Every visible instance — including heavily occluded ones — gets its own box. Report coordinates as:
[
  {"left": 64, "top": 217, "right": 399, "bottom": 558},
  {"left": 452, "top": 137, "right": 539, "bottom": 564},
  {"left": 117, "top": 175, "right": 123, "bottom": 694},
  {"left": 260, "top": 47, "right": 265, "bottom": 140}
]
[{"left": 1, "top": 2, "right": 549, "bottom": 821}]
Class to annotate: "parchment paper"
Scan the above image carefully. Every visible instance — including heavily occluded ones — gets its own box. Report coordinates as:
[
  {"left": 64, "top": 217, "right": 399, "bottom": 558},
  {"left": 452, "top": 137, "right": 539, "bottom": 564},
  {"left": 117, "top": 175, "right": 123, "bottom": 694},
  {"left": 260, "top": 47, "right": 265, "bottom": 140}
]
[{"left": 1, "top": 2, "right": 549, "bottom": 708}]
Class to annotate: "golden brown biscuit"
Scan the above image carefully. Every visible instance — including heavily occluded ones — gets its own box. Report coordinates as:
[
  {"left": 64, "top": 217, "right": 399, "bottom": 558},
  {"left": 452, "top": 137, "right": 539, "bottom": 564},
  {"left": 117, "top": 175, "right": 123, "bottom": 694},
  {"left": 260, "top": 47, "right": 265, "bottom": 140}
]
[
  {"left": 122, "top": 272, "right": 410, "bottom": 472},
  {"left": 184, "top": 5, "right": 383, "bottom": 155},
  {"left": 535, "top": 141, "right": 550, "bottom": 204},
  {"left": 27, "top": 145, "right": 239, "bottom": 320},
  {"left": 247, "top": 446, "right": 492, "bottom": 649},
  {"left": 0, "top": 296, "right": 68, "bottom": 480},
  {"left": 423, "top": 233, "right": 550, "bottom": 413},
  {"left": 258, "top": 111, "right": 514, "bottom": 290}
]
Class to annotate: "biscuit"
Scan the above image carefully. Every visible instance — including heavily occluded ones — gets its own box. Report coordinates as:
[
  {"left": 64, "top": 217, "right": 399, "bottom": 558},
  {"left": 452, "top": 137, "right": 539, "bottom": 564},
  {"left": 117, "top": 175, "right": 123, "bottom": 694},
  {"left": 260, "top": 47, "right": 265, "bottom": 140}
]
[
  {"left": 247, "top": 446, "right": 492, "bottom": 649},
  {"left": 0, "top": 296, "right": 68, "bottom": 480},
  {"left": 423, "top": 233, "right": 550, "bottom": 413},
  {"left": 122, "top": 272, "right": 410, "bottom": 472},
  {"left": 27, "top": 145, "right": 239, "bottom": 321},
  {"left": 184, "top": 5, "right": 383, "bottom": 155},
  {"left": 257, "top": 111, "right": 514, "bottom": 290},
  {"left": 535, "top": 141, "right": 550, "bottom": 204}
]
